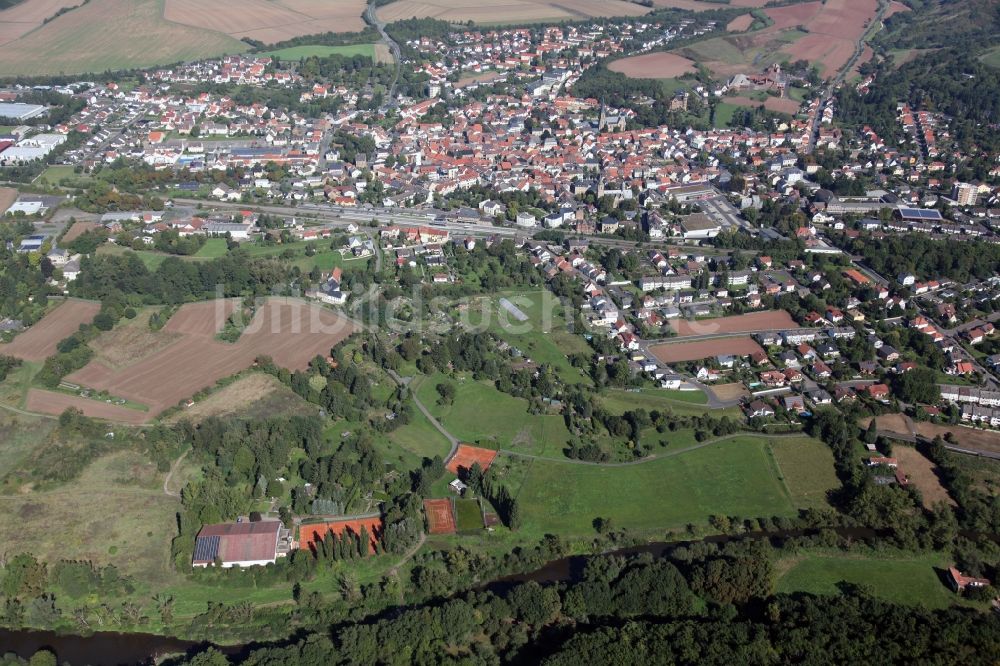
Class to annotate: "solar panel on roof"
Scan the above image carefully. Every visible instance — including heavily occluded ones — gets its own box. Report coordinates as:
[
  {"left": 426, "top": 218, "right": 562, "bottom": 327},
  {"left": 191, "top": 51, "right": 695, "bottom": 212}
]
[{"left": 193, "top": 535, "right": 220, "bottom": 562}]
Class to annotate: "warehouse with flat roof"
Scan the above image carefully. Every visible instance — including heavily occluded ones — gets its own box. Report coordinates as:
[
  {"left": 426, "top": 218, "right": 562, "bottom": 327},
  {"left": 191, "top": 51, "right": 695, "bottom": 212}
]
[{"left": 0, "top": 103, "right": 46, "bottom": 121}]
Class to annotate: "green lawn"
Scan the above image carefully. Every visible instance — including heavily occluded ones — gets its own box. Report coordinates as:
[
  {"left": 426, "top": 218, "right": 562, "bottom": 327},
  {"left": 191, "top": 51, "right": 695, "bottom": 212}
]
[
  {"left": 260, "top": 44, "right": 376, "bottom": 61},
  {"left": 415, "top": 373, "right": 570, "bottom": 455},
  {"left": 455, "top": 498, "right": 483, "bottom": 531},
  {"left": 775, "top": 552, "right": 961, "bottom": 609},
  {"left": 463, "top": 290, "right": 591, "bottom": 385},
  {"left": 978, "top": 46, "right": 1000, "bottom": 69},
  {"left": 514, "top": 436, "right": 800, "bottom": 537},
  {"left": 681, "top": 38, "right": 745, "bottom": 66},
  {"left": 787, "top": 86, "right": 811, "bottom": 103},
  {"left": 97, "top": 244, "right": 173, "bottom": 271},
  {"left": 714, "top": 102, "right": 741, "bottom": 128},
  {"left": 599, "top": 388, "right": 745, "bottom": 420},
  {"left": 601, "top": 386, "right": 707, "bottom": 409},
  {"left": 384, "top": 403, "right": 452, "bottom": 462},
  {"left": 38, "top": 164, "right": 90, "bottom": 186},
  {"left": 294, "top": 249, "right": 346, "bottom": 273},
  {"left": 193, "top": 238, "right": 229, "bottom": 258},
  {"left": 767, "top": 436, "right": 840, "bottom": 509}
]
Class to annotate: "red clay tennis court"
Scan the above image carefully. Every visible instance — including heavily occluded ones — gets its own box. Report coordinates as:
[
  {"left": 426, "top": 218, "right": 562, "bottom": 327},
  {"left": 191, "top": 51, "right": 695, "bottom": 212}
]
[
  {"left": 299, "top": 516, "right": 383, "bottom": 555},
  {"left": 446, "top": 444, "right": 499, "bottom": 474},
  {"left": 423, "top": 498, "right": 456, "bottom": 535}
]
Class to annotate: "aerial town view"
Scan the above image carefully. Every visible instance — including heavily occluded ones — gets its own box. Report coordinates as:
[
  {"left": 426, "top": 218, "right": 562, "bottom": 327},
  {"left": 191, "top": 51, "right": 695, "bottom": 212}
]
[{"left": 0, "top": 0, "right": 1000, "bottom": 663}]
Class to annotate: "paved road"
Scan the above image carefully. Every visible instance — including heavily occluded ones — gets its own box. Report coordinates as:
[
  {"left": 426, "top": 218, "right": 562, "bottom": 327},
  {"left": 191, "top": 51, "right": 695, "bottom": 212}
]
[
  {"left": 805, "top": 1, "right": 890, "bottom": 153},
  {"left": 365, "top": 3, "right": 402, "bottom": 109},
  {"left": 391, "top": 373, "right": 461, "bottom": 463}
]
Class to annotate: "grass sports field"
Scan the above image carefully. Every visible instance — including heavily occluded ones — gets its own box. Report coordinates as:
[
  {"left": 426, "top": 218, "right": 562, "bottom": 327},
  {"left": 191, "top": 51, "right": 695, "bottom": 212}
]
[
  {"left": 512, "top": 435, "right": 830, "bottom": 536},
  {"left": 775, "top": 552, "right": 960, "bottom": 609},
  {"left": 261, "top": 44, "right": 376, "bottom": 61}
]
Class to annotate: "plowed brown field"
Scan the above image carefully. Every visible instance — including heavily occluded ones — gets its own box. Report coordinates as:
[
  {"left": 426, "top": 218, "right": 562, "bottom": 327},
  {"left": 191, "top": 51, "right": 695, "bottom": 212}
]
[
  {"left": 609, "top": 52, "right": 696, "bottom": 79},
  {"left": 64, "top": 298, "right": 355, "bottom": 420},
  {"left": 668, "top": 310, "right": 798, "bottom": 337},
  {"left": 0, "top": 299, "right": 100, "bottom": 362},
  {"left": 651, "top": 337, "right": 764, "bottom": 363},
  {"left": 25, "top": 389, "right": 150, "bottom": 424}
]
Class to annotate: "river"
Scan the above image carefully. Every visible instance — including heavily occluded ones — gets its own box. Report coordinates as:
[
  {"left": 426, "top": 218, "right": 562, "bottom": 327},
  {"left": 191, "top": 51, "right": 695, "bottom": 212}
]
[
  {"left": 0, "top": 526, "right": 908, "bottom": 664},
  {"left": 0, "top": 628, "right": 242, "bottom": 665}
]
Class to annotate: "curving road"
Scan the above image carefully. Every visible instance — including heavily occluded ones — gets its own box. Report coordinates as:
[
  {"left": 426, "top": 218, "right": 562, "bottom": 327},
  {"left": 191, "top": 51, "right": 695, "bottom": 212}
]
[{"left": 364, "top": 3, "right": 402, "bottom": 109}]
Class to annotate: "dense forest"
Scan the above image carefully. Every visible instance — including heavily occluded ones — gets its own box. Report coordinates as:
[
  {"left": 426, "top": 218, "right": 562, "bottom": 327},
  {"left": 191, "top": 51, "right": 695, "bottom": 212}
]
[
  {"left": 837, "top": 48, "right": 1000, "bottom": 173},
  {"left": 880, "top": 0, "right": 1000, "bottom": 51},
  {"left": 840, "top": 232, "right": 1000, "bottom": 283},
  {"left": 169, "top": 547, "right": 1000, "bottom": 665}
]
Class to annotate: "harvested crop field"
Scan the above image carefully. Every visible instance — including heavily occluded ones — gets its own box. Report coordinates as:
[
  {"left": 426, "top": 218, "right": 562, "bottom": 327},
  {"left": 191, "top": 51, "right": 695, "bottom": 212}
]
[
  {"left": 669, "top": 310, "right": 798, "bottom": 337},
  {"left": 455, "top": 71, "right": 504, "bottom": 88},
  {"left": 772, "top": 0, "right": 877, "bottom": 77},
  {"left": 0, "top": 0, "right": 247, "bottom": 76},
  {"left": 0, "top": 0, "right": 81, "bottom": 46},
  {"left": 61, "top": 220, "right": 98, "bottom": 243},
  {"left": 0, "top": 187, "right": 16, "bottom": 214},
  {"left": 727, "top": 13, "right": 753, "bottom": 32},
  {"left": 863, "top": 414, "right": 1000, "bottom": 457},
  {"left": 376, "top": 0, "right": 648, "bottom": 24},
  {"left": 862, "top": 413, "right": 912, "bottom": 438},
  {"left": 90, "top": 309, "right": 179, "bottom": 370},
  {"left": 164, "top": 0, "right": 367, "bottom": 43},
  {"left": 725, "top": 95, "right": 801, "bottom": 115},
  {"left": 0, "top": 299, "right": 100, "bottom": 362},
  {"left": 608, "top": 52, "right": 696, "bottom": 79},
  {"left": 423, "top": 498, "right": 456, "bottom": 535},
  {"left": 650, "top": 336, "right": 763, "bottom": 363},
  {"left": 915, "top": 422, "right": 1000, "bottom": 455},
  {"left": 166, "top": 373, "right": 315, "bottom": 423},
  {"left": 894, "top": 446, "right": 955, "bottom": 509},
  {"left": 25, "top": 389, "right": 149, "bottom": 424},
  {"left": 651, "top": 0, "right": 766, "bottom": 9},
  {"left": 447, "top": 444, "right": 498, "bottom": 474},
  {"left": 710, "top": 382, "right": 749, "bottom": 402},
  {"left": 676, "top": 0, "right": 877, "bottom": 79},
  {"left": 64, "top": 298, "right": 356, "bottom": 420}
]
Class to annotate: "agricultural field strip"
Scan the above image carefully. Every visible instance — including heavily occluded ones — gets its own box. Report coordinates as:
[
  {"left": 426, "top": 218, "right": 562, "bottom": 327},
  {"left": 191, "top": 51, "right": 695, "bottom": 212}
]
[{"left": 63, "top": 298, "right": 355, "bottom": 417}]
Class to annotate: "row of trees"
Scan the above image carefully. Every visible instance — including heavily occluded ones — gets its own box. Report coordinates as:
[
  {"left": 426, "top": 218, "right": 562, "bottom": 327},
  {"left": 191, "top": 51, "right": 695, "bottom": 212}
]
[{"left": 177, "top": 544, "right": 1000, "bottom": 665}]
